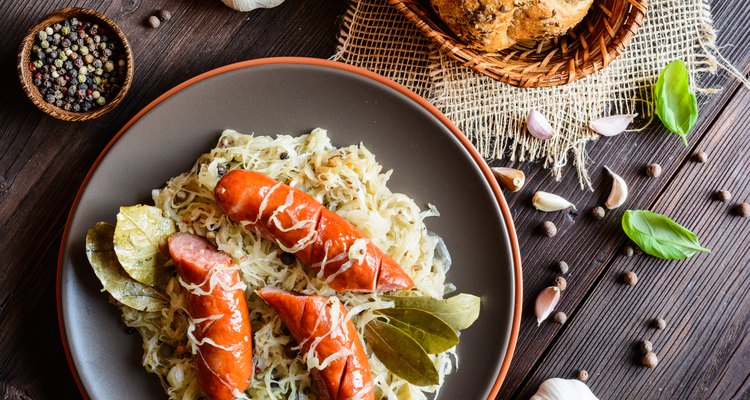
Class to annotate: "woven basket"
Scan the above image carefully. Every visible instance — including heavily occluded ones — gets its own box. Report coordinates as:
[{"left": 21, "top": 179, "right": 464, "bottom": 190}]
[{"left": 389, "top": 0, "right": 648, "bottom": 87}]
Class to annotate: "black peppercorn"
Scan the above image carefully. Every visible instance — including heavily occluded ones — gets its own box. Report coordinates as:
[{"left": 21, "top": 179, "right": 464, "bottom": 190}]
[
  {"left": 148, "top": 15, "right": 161, "bottom": 28},
  {"left": 623, "top": 271, "right": 638, "bottom": 286},
  {"left": 29, "top": 17, "right": 126, "bottom": 113},
  {"left": 553, "top": 311, "right": 567, "bottom": 324},
  {"left": 540, "top": 221, "right": 557, "bottom": 237},
  {"left": 642, "top": 352, "right": 658, "bottom": 368},
  {"left": 280, "top": 252, "right": 296, "bottom": 265},
  {"left": 158, "top": 9, "right": 173, "bottom": 22},
  {"left": 577, "top": 369, "right": 589, "bottom": 381},
  {"left": 692, "top": 151, "right": 708, "bottom": 163},
  {"left": 652, "top": 317, "right": 666, "bottom": 330},
  {"left": 736, "top": 202, "right": 750, "bottom": 218}
]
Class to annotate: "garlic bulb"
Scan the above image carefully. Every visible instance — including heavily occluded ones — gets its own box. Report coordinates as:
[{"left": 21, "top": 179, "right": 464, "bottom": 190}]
[
  {"left": 221, "top": 0, "right": 285, "bottom": 12},
  {"left": 533, "top": 191, "right": 576, "bottom": 212},
  {"left": 531, "top": 378, "right": 599, "bottom": 400},
  {"left": 604, "top": 166, "right": 628, "bottom": 209}
]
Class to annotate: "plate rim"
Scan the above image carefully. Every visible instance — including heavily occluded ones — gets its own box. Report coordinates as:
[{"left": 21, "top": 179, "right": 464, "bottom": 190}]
[{"left": 56, "top": 56, "right": 523, "bottom": 400}]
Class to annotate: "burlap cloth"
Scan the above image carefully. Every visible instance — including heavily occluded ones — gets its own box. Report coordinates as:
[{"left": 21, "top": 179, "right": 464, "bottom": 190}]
[{"left": 331, "top": 0, "right": 747, "bottom": 188}]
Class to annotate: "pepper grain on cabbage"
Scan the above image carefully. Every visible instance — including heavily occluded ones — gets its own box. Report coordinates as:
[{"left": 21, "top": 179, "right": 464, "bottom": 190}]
[{"left": 106, "top": 128, "right": 456, "bottom": 399}]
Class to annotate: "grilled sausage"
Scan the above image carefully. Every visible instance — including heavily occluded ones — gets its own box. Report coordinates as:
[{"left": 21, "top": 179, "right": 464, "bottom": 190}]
[
  {"left": 168, "top": 233, "right": 253, "bottom": 400},
  {"left": 257, "top": 288, "right": 375, "bottom": 400},
  {"left": 214, "top": 170, "right": 413, "bottom": 292}
]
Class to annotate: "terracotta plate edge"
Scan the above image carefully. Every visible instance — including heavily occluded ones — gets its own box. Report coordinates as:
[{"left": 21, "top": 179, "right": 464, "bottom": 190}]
[{"left": 55, "top": 56, "right": 523, "bottom": 400}]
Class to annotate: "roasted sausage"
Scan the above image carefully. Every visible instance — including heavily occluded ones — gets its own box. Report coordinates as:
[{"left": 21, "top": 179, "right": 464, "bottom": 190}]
[
  {"left": 257, "top": 288, "right": 375, "bottom": 400},
  {"left": 168, "top": 232, "right": 253, "bottom": 400},
  {"left": 214, "top": 170, "right": 413, "bottom": 292}
]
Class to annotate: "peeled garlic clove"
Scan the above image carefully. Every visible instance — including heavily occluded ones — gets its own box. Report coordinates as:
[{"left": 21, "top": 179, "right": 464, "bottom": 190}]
[
  {"left": 531, "top": 378, "right": 599, "bottom": 400},
  {"left": 589, "top": 114, "right": 638, "bottom": 137},
  {"left": 535, "top": 286, "right": 560, "bottom": 326},
  {"left": 492, "top": 167, "right": 525, "bottom": 192},
  {"left": 527, "top": 109, "right": 556, "bottom": 140},
  {"left": 221, "top": 0, "right": 285, "bottom": 11},
  {"left": 533, "top": 191, "right": 577, "bottom": 212},
  {"left": 604, "top": 166, "right": 628, "bottom": 209}
]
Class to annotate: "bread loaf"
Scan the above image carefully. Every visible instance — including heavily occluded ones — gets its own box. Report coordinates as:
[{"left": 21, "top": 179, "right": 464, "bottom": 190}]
[{"left": 431, "top": 0, "right": 594, "bottom": 52}]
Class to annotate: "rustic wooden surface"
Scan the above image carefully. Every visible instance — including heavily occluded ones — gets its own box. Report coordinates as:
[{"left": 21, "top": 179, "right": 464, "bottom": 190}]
[{"left": 0, "top": 0, "right": 747, "bottom": 399}]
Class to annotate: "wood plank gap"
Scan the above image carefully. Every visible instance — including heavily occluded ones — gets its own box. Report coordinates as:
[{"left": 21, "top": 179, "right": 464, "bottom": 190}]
[{"left": 508, "top": 73, "right": 750, "bottom": 399}]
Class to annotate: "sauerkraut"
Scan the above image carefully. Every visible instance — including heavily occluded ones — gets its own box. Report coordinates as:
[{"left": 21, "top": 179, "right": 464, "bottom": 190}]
[{"left": 116, "top": 128, "right": 456, "bottom": 399}]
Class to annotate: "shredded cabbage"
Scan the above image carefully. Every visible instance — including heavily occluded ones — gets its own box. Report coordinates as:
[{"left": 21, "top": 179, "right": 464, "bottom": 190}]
[{"left": 114, "top": 128, "right": 455, "bottom": 399}]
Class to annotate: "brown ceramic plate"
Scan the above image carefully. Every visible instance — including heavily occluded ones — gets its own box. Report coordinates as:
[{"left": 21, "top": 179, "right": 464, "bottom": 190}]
[{"left": 57, "top": 58, "right": 522, "bottom": 400}]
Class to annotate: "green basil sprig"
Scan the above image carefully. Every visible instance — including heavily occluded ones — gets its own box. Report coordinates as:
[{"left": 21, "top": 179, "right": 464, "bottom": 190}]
[
  {"left": 622, "top": 210, "right": 710, "bottom": 260},
  {"left": 654, "top": 60, "right": 699, "bottom": 145}
]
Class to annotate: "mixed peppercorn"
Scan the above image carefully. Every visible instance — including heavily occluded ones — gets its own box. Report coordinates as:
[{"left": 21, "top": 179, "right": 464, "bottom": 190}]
[{"left": 29, "top": 17, "right": 126, "bottom": 113}]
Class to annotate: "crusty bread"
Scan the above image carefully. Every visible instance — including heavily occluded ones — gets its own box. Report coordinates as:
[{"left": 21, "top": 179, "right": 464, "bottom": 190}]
[{"left": 431, "top": 0, "right": 594, "bottom": 52}]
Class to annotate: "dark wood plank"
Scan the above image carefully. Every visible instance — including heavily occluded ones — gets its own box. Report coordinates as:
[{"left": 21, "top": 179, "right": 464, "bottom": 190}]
[
  {"left": 513, "top": 81, "right": 750, "bottom": 399},
  {"left": 0, "top": 0, "right": 345, "bottom": 398},
  {"left": 493, "top": 0, "right": 750, "bottom": 397},
  {"left": 1, "top": 0, "right": 749, "bottom": 398}
]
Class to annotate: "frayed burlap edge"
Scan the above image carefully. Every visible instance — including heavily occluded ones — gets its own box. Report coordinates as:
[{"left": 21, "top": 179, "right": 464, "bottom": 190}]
[{"left": 332, "top": 0, "right": 747, "bottom": 189}]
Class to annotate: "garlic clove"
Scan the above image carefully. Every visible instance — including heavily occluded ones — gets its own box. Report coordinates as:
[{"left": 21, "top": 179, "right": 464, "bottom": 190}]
[
  {"left": 533, "top": 191, "right": 577, "bottom": 212},
  {"left": 527, "top": 109, "right": 556, "bottom": 140},
  {"left": 588, "top": 114, "right": 638, "bottom": 137},
  {"left": 604, "top": 166, "right": 628, "bottom": 209},
  {"left": 535, "top": 286, "right": 560, "bottom": 326},
  {"left": 531, "top": 378, "right": 599, "bottom": 400},
  {"left": 221, "top": 0, "right": 285, "bottom": 11},
  {"left": 492, "top": 167, "right": 526, "bottom": 192}
]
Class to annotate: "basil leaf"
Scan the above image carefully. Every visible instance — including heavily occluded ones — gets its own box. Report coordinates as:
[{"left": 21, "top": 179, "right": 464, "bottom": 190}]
[
  {"left": 86, "top": 222, "right": 168, "bottom": 311},
  {"left": 364, "top": 319, "right": 439, "bottom": 386},
  {"left": 654, "top": 60, "right": 699, "bottom": 145},
  {"left": 376, "top": 308, "right": 459, "bottom": 354},
  {"left": 384, "top": 294, "right": 481, "bottom": 330},
  {"left": 113, "top": 205, "right": 175, "bottom": 286},
  {"left": 622, "top": 210, "right": 710, "bottom": 260}
]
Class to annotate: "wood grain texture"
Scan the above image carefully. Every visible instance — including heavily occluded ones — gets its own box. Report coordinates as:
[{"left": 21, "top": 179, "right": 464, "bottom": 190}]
[
  {"left": 0, "top": 0, "right": 345, "bottom": 398},
  {"left": 514, "top": 82, "right": 750, "bottom": 400},
  {"left": 493, "top": 0, "right": 750, "bottom": 397},
  {"left": 0, "top": 0, "right": 748, "bottom": 399}
]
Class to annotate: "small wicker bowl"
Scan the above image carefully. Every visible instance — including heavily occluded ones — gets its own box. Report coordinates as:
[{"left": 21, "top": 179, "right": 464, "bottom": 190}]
[
  {"left": 389, "top": 0, "right": 648, "bottom": 88},
  {"left": 17, "top": 7, "right": 134, "bottom": 121}
]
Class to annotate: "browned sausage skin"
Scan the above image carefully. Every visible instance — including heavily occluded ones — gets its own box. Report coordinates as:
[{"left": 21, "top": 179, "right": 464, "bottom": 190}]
[
  {"left": 214, "top": 170, "right": 413, "bottom": 292},
  {"left": 168, "top": 232, "right": 253, "bottom": 400},
  {"left": 257, "top": 288, "right": 375, "bottom": 400}
]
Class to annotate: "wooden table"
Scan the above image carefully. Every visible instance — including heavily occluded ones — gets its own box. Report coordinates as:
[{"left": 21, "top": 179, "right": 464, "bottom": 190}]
[{"left": 1, "top": 1, "right": 748, "bottom": 399}]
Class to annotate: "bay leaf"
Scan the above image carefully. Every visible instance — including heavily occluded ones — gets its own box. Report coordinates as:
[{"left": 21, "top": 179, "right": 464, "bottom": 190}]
[
  {"left": 376, "top": 308, "right": 458, "bottom": 354},
  {"left": 364, "top": 319, "right": 439, "bottom": 386},
  {"left": 113, "top": 205, "right": 175, "bottom": 286},
  {"left": 86, "top": 222, "right": 168, "bottom": 311},
  {"left": 384, "top": 293, "right": 481, "bottom": 330}
]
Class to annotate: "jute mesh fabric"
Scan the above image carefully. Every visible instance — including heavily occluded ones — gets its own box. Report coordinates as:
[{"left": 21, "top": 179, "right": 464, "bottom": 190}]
[{"left": 331, "top": 0, "right": 730, "bottom": 187}]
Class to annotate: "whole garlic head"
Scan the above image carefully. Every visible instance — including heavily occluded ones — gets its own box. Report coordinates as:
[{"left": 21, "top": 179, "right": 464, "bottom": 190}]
[
  {"left": 221, "top": 0, "right": 285, "bottom": 12},
  {"left": 531, "top": 378, "right": 599, "bottom": 400}
]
